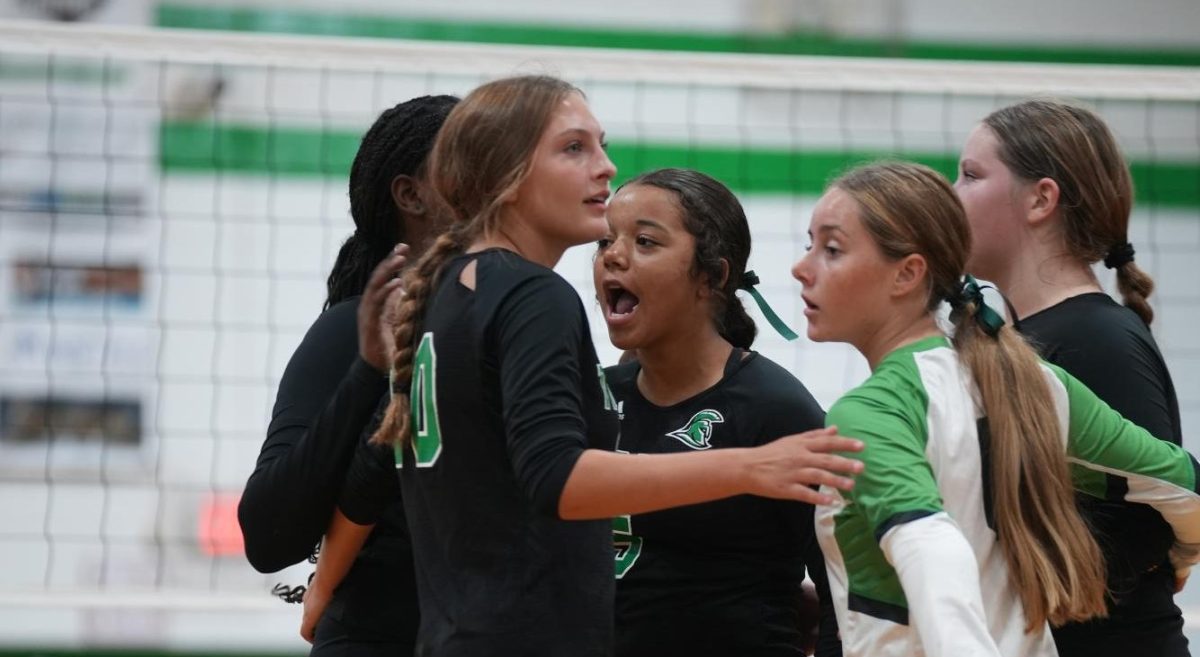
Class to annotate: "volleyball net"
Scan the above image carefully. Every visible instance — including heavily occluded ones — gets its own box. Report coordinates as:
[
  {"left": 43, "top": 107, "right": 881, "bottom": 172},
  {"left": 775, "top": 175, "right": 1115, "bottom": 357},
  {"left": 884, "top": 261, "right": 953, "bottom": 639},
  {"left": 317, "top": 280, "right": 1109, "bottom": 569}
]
[{"left": 0, "top": 19, "right": 1197, "bottom": 651}]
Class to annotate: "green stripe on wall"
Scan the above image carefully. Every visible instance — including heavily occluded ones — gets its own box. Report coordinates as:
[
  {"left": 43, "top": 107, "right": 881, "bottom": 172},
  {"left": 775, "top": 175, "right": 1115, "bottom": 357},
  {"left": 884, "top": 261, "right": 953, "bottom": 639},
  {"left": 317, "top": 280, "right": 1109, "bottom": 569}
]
[
  {"left": 155, "top": 4, "right": 1200, "bottom": 68},
  {"left": 160, "top": 121, "right": 1200, "bottom": 209}
]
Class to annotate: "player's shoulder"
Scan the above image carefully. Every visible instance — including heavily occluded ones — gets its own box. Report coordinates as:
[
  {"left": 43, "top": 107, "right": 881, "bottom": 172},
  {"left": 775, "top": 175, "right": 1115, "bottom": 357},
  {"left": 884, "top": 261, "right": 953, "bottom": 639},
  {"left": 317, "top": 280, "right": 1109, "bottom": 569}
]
[
  {"left": 288, "top": 295, "right": 360, "bottom": 368},
  {"left": 1026, "top": 293, "right": 1155, "bottom": 353},
  {"left": 473, "top": 249, "right": 576, "bottom": 303},
  {"left": 729, "top": 351, "right": 817, "bottom": 407},
  {"left": 308, "top": 295, "right": 360, "bottom": 337},
  {"left": 828, "top": 352, "right": 928, "bottom": 432}
]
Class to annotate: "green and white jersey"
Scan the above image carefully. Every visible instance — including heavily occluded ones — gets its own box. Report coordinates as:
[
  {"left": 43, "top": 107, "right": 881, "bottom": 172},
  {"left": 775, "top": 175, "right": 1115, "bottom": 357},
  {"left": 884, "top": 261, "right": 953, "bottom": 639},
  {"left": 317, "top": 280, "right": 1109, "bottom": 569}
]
[{"left": 815, "top": 336, "right": 1200, "bottom": 657}]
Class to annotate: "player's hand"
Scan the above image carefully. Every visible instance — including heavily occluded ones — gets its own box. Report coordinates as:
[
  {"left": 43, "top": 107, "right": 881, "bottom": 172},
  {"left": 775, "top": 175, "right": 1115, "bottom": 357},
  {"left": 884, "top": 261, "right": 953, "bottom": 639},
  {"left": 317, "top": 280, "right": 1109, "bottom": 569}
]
[
  {"left": 741, "top": 426, "right": 863, "bottom": 505},
  {"left": 300, "top": 581, "right": 332, "bottom": 644},
  {"left": 358, "top": 243, "right": 409, "bottom": 372}
]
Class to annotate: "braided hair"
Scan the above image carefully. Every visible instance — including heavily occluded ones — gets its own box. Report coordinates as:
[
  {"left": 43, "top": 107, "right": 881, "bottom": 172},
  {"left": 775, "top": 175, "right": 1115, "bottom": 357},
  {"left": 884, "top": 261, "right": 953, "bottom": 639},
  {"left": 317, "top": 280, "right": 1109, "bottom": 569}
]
[
  {"left": 371, "top": 75, "right": 579, "bottom": 447},
  {"left": 323, "top": 94, "right": 459, "bottom": 310}
]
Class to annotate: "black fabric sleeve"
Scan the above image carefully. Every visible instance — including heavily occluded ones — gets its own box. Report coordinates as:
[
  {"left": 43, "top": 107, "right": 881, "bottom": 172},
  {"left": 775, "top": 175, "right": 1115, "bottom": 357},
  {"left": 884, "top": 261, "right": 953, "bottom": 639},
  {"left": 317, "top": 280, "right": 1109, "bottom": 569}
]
[
  {"left": 493, "top": 275, "right": 590, "bottom": 518},
  {"left": 338, "top": 393, "right": 401, "bottom": 525},
  {"left": 237, "top": 299, "right": 389, "bottom": 573}
]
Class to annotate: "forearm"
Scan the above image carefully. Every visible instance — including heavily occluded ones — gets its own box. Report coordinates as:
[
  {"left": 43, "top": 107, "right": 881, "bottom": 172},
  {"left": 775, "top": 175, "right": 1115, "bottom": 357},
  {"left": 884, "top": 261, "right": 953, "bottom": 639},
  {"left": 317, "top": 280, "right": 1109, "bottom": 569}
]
[
  {"left": 558, "top": 448, "right": 747, "bottom": 520},
  {"left": 557, "top": 430, "right": 861, "bottom": 520},
  {"left": 883, "top": 514, "right": 1000, "bottom": 657},
  {"left": 309, "top": 508, "right": 375, "bottom": 597}
]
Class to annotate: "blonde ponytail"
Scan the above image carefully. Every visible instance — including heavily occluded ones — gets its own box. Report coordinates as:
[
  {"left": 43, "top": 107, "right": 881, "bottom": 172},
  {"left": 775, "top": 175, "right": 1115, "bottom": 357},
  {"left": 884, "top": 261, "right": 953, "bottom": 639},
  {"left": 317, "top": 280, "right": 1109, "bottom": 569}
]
[
  {"left": 835, "top": 161, "right": 1110, "bottom": 631},
  {"left": 950, "top": 283, "right": 1108, "bottom": 629}
]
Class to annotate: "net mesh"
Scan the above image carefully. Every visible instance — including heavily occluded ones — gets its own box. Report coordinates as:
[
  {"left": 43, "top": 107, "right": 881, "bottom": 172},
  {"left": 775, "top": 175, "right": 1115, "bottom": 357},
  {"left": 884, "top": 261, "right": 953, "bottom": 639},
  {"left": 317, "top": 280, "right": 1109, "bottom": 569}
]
[{"left": 0, "top": 19, "right": 1197, "bottom": 650}]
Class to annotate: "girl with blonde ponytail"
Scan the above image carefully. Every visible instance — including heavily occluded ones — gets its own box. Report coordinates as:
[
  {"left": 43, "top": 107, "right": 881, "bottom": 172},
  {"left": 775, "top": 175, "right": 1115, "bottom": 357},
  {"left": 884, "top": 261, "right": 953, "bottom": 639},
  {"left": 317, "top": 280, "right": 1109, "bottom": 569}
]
[
  {"left": 956, "top": 99, "right": 1188, "bottom": 657},
  {"left": 791, "top": 160, "right": 1200, "bottom": 657},
  {"left": 306, "top": 76, "right": 865, "bottom": 656}
]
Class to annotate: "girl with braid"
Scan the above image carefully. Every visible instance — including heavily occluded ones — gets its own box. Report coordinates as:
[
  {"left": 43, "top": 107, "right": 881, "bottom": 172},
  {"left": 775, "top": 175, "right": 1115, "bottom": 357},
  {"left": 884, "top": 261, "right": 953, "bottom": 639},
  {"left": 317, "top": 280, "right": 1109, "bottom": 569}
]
[
  {"left": 312, "top": 75, "right": 864, "bottom": 657},
  {"left": 955, "top": 99, "right": 1189, "bottom": 657},
  {"left": 237, "top": 94, "right": 458, "bottom": 654},
  {"left": 596, "top": 168, "right": 840, "bottom": 657},
  {"left": 792, "top": 161, "right": 1200, "bottom": 657}
]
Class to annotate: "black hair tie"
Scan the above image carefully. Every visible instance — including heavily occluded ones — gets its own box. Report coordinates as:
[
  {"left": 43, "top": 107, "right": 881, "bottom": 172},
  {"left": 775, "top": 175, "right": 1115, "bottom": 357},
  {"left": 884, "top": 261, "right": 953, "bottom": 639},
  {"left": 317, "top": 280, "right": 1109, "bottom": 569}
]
[{"left": 1104, "top": 242, "right": 1135, "bottom": 269}]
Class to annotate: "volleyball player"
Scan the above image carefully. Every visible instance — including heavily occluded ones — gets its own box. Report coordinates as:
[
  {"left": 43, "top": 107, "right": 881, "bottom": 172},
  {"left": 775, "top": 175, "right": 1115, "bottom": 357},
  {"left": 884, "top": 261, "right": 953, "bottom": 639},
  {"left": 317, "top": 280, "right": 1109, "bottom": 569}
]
[
  {"left": 955, "top": 99, "right": 1189, "bottom": 656},
  {"left": 596, "top": 168, "right": 840, "bottom": 656},
  {"left": 792, "top": 161, "right": 1200, "bottom": 657},
  {"left": 315, "top": 75, "right": 864, "bottom": 656},
  {"left": 238, "top": 95, "right": 457, "bottom": 654}
]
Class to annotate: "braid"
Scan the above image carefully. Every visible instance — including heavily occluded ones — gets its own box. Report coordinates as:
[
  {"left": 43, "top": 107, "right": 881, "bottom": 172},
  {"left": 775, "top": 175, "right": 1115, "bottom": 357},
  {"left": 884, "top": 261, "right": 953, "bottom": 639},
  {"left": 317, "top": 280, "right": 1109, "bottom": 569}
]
[
  {"left": 324, "top": 94, "right": 458, "bottom": 309},
  {"left": 372, "top": 76, "right": 578, "bottom": 444},
  {"left": 1115, "top": 261, "right": 1156, "bottom": 325},
  {"left": 370, "top": 227, "right": 469, "bottom": 447}
]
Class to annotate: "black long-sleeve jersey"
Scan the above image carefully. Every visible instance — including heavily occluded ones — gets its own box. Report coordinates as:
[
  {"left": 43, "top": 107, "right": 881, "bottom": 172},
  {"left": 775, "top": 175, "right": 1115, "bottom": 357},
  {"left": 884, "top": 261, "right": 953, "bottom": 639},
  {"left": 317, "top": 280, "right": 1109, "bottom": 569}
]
[
  {"left": 237, "top": 297, "right": 418, "bottom": 647},
  {"left": 340, "top": 248, "right": 620, "bottom": 657},
  {"left": 606, "top": 350, "right": 841, "bottom": 657},
  {"left": 1018, "top": 293, "right": 1188, "bottom": 657}
]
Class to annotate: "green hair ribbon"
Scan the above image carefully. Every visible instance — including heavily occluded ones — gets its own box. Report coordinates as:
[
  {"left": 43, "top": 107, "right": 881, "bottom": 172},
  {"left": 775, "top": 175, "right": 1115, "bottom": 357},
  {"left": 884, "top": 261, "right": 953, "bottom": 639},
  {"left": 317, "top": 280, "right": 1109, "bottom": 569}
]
[
  {"left": 739, "top": 270, "right": 799, "bottom": 341},
  {"left": 949, "top": 274, "right": 1005, "bottom": 337}
]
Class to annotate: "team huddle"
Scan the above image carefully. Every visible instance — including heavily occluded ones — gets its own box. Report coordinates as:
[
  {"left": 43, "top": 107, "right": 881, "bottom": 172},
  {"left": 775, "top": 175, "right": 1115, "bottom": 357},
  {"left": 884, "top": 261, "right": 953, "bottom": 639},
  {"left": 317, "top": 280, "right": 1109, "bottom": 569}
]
[{"left": 237, "top": 75, "right": 1200, "bottom": 657}]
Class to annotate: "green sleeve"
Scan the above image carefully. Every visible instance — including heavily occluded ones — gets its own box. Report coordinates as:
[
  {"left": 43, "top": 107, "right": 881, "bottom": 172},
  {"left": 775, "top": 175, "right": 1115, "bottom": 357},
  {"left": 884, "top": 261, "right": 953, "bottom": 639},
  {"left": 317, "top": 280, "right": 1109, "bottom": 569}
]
[
  {"left": 1051, "top": 363, "right": 1198, "bottom": 493},
  {"left": 827, "top": 386, "right": 943, "bottom": 541},
  {"left": 1050, "top": 363, "right": 1200, "bottom": 568}
]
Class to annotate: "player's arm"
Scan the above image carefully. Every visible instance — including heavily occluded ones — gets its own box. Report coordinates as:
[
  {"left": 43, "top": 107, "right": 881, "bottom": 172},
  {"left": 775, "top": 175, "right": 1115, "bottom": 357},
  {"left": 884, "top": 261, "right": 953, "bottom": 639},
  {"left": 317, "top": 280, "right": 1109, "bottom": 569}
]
[
  {"left": 300, "top": 508, "right": 374, "bottom": 643},
  {"left": 297, "top": 401, "right": 401, "bottom": 641},
  {"left": 560, "top": 433, "right": 862, "bottom": 518},
  {"left": 239, "top": 250, "right": 404, "bottom": 573},
  {"left": 492, "top": 275, "right": 862, "bottom": 520},
  {"left": 1051, "top": 364, "right": 1200, "bottom": 576},
  {"left": 830, "top": 394, "right": 999, "bottom": 657},
  {"left": 1046, "top": 328, "right": 1180, "bottom": 576},
  {"left": 882, "top": 515, "right": 1000, "bottom": 657},
  {"left": 239, "top": 309, "right": 385, "bottom": 572}
]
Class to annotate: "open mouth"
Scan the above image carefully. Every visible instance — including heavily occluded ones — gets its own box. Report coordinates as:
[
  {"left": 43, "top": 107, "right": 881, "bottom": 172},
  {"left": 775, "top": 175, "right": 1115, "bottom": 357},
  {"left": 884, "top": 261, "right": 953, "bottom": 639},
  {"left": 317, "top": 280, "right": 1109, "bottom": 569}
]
[
  {"left": 802, "top": 296, "right": 819, "bottom": 312},
  {"left": 604, "top": 283, "right": 640, "bottom": 318},
  {"left": 584, "top": 191, "right": 610, "bottom": 209}
]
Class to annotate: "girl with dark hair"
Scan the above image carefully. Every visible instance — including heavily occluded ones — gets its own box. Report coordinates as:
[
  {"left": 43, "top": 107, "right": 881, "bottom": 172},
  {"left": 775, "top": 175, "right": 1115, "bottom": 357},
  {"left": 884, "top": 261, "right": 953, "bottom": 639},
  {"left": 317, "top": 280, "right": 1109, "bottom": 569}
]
[
  {"left": 956, "top": 99, "right": 1188, "bottom": 656},
  {"left": 793, "top": 161, "right": 1200, "bottom": 657},
  {"left": 596, "top": 168, "right": 839, "bottom": 657},
  {"left": 237, "top": 94, "right": 458, "bottom": 655},
  {"left": 312, "top": 75, "right": 864, "bottom": 656}
]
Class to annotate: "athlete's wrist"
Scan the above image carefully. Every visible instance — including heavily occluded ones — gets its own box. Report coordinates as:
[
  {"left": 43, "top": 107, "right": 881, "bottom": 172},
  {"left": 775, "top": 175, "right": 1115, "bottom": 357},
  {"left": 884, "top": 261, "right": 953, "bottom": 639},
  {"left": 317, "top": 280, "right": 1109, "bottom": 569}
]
[{"left": 723, "top": 447, "right": 757, "bottom": 496}]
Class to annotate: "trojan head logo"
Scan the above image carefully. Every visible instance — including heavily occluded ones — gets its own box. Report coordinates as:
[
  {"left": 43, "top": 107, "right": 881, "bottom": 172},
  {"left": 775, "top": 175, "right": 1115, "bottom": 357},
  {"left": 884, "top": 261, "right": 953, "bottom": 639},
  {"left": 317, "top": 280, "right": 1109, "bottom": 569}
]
[{"left": 666, "top": 409, "right": 724, "bottom": 450}]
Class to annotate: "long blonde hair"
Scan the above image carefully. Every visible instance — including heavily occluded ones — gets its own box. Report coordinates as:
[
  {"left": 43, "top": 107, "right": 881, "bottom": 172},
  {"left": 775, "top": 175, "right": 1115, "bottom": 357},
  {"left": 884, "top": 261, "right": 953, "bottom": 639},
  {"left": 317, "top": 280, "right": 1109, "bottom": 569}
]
[
  {"left": 834, "top": 161, "right": 1108, "bottom": 630},
  {"left": 370, "top": 75, "right": 579, "bottom": 447}
]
